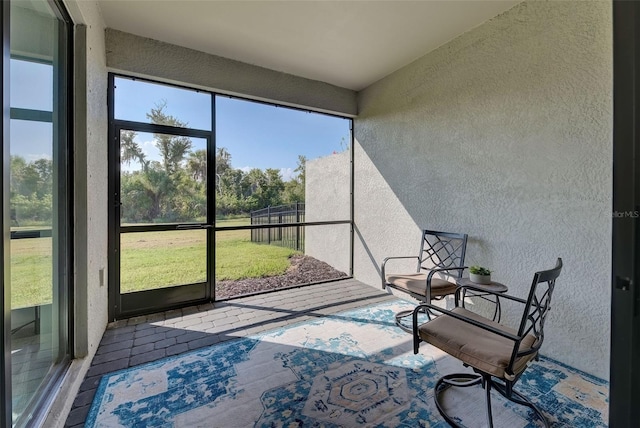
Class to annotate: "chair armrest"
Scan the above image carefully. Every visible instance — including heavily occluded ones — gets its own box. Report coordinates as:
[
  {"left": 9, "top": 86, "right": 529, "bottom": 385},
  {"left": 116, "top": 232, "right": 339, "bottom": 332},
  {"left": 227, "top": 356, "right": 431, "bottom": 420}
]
[
  {"left": 425, "top": 266, "right": 467, "bottom": 282},
  {"left": 382, "top": 256, "right": 419, "bottom": 265},
  {"left": 381, "top": 256, "right": 419, "bottom": 289},
  {"left": 412, "top": 303, "right": 521, "bottom": 344},
  {"left": 422, "top": 267, "right": 467, "bottom": 300}
]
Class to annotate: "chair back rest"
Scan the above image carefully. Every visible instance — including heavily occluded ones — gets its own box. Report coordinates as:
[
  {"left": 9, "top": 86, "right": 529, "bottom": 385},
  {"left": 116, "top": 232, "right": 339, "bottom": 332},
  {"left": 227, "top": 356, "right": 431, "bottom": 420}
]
[
  {"left": 418, "top": 230, "right": 468, "bottom": 278},
  {"left": 514, "top": 258, "right": 563, "bottom": 360}
]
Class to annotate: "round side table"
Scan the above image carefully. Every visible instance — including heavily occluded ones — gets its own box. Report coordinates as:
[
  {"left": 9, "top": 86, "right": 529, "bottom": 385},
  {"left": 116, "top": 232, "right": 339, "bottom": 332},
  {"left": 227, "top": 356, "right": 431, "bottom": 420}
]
[{"left": 455, "top": 278, "right": 508, "bottom": 322}]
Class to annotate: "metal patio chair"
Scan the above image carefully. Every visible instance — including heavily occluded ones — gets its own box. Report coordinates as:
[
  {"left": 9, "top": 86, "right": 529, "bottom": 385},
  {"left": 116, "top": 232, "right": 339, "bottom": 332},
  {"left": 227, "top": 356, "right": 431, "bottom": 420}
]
[
  {"left": 381, "top": 229, "right": 468, "bottom": 332},
  {"left": 412, "top": 258, "right": 563, "bottom": 427}
]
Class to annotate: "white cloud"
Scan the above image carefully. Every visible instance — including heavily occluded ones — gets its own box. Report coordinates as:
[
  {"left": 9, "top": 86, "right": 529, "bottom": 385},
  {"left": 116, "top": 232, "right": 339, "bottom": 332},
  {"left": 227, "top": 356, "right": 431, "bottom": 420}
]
[
  {"left": 121, "top": 159, "right": 142, "bottom": 173},
  {"left": 140, "top": 139, "right": 161, "bottom": 160},
  {"left": 26, "top": 153, "right": 52, "bottom": 161},
  {"left": 280, "top": 167, "right": 295, "bottom": 181}
]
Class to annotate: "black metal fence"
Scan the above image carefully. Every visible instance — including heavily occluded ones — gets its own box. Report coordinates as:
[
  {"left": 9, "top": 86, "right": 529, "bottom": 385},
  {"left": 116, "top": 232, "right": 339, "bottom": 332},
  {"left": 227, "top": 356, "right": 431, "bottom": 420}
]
[{"left": 250, "top": 203, "right": 305, "bottom": 251}]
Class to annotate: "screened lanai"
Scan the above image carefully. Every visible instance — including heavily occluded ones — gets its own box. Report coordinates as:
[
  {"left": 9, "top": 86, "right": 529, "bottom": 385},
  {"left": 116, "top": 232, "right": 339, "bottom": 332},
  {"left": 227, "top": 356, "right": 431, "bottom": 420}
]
[{"left": 1, "top": 1, "right": 636, "bottom": 427}]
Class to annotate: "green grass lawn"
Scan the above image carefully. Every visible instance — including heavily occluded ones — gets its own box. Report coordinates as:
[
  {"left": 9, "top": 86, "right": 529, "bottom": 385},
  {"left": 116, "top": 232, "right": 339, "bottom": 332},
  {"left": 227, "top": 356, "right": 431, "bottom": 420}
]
[
  {"left": 215, "top": 217, "right": 297, "bottom": 279},
  {"left": 215, "top": 238, "right": 297, "bottom": 281},
  {"left": 120, "top": 229, "right": 208, "bottom": 293},
  {"left": 10, "top": 217, "right": 299, "bottom": 306},
  {"left": 216, "top": 217, "right": 251, "bottom": 242},
  {"left": 11, "top": 236, "right": 52, "bottom": 309}
]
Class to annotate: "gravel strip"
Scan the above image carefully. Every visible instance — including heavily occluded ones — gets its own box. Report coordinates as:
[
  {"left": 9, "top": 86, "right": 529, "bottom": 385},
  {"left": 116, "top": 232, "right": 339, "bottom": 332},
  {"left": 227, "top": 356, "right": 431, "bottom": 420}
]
[{"left": 216, "top": 255, "right": 348, "bottom": 299}]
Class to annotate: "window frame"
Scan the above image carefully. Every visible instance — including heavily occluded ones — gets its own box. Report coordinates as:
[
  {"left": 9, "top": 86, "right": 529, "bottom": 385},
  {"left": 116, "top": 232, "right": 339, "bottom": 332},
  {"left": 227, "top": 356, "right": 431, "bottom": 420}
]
[
  {"left": 3, "top": 0, "right": 74, "bottom": 426},
  {"left": 108, "top": 72, "right": 354, "bottom": 319}
]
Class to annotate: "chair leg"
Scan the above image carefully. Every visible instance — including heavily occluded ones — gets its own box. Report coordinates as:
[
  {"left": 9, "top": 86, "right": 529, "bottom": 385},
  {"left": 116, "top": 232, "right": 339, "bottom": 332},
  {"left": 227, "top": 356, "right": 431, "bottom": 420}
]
[
  {"left": 394, "top": 309, "right": 414, "bottom": 333},
  {"left": 483, "top": 375, "right": 494, "bottom": 428},
  {"left": 410, "top": 309, "right": 431, "bottom": 354},
  {"left": 412, "top": 310, "right": 421, "bottom": 354},
  {"left": 433, "top": 373, "right": 549, "bottom": 428},
  {"left": 491, "top": 380, "right": 550, "bottom": 428},
  {"left": 434, "top": 373, "right": 483, "bottom": 427}
]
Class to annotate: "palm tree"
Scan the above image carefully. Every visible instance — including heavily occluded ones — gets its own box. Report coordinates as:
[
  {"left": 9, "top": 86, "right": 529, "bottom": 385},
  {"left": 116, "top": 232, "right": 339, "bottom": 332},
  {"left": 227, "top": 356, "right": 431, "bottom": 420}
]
[
  {"left": 146, "top": 101, "right": 192, "bottom": 174},
  {"left": 187, "top": 150, "right": 207, "bottom": 182},
  {"left": 120, "top": 130, "right": 147, "bottom": 170},
  {"left": 216, "top": 147, "right": 231, "bottom": 175}
]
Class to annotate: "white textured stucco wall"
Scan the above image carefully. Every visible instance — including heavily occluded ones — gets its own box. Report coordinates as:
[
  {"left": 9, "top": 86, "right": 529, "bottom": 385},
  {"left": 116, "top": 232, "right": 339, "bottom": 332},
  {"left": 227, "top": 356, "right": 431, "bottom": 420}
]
[
  {"left": 82, "top": 0, "right": 109, "bottom": 361},
  {"left": 305, "top": 151, "right": 351, "bottom": 274},
  {"left": 354, "top": 1, "right": 612, "bottom": 379},
  {"left": 105, "top": 29, "right": 357, "bottom": 117},
  {"left": 45, "top": 1, "right": 109, "bottom": 426}
]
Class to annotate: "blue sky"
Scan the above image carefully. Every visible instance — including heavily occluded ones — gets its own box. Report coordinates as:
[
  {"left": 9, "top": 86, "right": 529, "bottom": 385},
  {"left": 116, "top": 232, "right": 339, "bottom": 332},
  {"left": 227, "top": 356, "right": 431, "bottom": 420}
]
[
  {"left": 114, "top": 77, "right": 351, "bottom": 180},
  {"left": 10, "top": 59, "right": 54, "bottom": 161},
  {"left": 11, "top": 64, "right": 351, "bottom": 182}
]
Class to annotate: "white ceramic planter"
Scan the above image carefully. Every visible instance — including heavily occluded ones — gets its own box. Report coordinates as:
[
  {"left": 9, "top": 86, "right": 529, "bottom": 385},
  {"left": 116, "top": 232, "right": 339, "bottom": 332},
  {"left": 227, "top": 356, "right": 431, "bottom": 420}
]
[{"left": 469, "top": 273, "right": 492, "bottom": 284}]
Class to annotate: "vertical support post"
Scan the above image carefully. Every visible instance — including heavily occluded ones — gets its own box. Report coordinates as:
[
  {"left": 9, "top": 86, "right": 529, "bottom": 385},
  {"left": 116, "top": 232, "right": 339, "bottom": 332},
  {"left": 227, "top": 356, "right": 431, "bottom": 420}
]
[
  {"left": 295, "top": 201, "right": 300, "bottom": 251},
  {"left": 612, "top": 2, "right": 640, "bottom": 426},
  {"left": 74, "top": 24, "right": 89, "bottom": 356},
  {"left": 250, "top": 210, "right": 254, "bottom": 243},
  {"left": 267, "top": 205, "right": 271, "bottom": 244},
  {"left": 1, "top": 2, "right": 11, "bottom": 424}
]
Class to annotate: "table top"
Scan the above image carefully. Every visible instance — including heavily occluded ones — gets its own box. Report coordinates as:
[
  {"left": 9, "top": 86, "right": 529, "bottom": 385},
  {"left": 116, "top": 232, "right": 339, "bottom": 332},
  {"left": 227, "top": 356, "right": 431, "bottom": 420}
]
[{"left": 456, "top": 278, "right": 508, "bottom": 293}]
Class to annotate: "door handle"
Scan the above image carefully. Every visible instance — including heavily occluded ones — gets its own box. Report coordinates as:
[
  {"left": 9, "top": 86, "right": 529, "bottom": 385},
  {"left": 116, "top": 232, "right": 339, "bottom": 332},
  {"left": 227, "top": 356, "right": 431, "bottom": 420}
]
[
  {"left": 176, "top": 224, "right": 203, "bottom": 230},
  {"left": 616, "top": 276, "right": 631, "bottom": 291},
  {"left": 176, "top": 224, "right": 214, "bottom": 230}
]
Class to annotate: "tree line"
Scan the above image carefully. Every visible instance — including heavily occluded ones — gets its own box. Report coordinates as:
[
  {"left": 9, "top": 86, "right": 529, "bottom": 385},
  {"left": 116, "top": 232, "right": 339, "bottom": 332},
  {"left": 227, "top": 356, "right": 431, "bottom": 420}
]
[
  {"left": 10, "top": 156, "right": 52, "bottom": 226},
  {"left": 10, "top": 102, "right": 307, "bottom": 227},
  {"left": 120, "top": 102, "right": 305, "bottom": 223},
  {"left": 215, "top": 148, "right": 305, "bottom": 216}
]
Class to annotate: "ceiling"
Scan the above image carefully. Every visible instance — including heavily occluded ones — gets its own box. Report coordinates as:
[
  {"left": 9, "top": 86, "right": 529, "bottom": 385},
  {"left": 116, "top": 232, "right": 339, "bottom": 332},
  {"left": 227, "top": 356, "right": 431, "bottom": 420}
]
[{"left": 97, "top": 1, "right": 520, "bottom": 91}]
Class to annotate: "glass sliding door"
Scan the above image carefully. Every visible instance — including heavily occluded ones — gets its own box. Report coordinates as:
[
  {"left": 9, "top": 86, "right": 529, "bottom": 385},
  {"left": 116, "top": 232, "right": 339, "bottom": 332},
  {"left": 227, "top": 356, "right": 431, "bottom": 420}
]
[
  {"left": 6, "top": 0, "right": 72, "bottom": 426},
  {"left": 109, "top": 76, "right": 214, "bottom": 318}
]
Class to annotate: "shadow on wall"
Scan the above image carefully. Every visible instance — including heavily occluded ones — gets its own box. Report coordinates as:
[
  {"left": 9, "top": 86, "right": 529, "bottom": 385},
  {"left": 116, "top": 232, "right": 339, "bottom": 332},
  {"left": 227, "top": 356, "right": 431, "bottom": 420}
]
[
  {"left": 351, "top": 0, "right": 612, "bottom": 379},
  {"left": 304, "top": 152, "right": 352, "bottom": 274},
  {"left": 354, "top": 224, "right": 380, "bottom": 278}
]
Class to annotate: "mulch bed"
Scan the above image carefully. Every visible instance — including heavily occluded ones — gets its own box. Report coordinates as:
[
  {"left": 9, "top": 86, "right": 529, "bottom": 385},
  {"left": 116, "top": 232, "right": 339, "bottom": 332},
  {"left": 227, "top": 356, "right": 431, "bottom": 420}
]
[{"left": 215, "top": 255, "right": 348, "bottom": 299}]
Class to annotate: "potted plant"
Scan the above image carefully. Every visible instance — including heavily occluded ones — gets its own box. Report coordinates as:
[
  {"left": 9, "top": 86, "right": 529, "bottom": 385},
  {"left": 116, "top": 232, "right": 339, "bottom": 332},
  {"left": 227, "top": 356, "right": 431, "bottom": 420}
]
[{"left": 469, "top": 265, "right": 492, "bottom": 284}]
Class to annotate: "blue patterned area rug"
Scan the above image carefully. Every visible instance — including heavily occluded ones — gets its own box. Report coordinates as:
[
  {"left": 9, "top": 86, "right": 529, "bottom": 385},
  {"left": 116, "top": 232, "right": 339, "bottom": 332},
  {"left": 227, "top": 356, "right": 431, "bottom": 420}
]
[{"left": 86, "top": 301, "right": 608, "bottom": 427}]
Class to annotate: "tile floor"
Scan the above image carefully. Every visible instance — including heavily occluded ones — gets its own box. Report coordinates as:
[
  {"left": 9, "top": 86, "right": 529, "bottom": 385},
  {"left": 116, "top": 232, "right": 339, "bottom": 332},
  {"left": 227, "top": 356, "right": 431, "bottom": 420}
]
[
  {"left": 65, "top": 278, "right": 611, "bottom": 427},
  {"left": 64, "top": 279, "right": 395, "bottom": 427}
]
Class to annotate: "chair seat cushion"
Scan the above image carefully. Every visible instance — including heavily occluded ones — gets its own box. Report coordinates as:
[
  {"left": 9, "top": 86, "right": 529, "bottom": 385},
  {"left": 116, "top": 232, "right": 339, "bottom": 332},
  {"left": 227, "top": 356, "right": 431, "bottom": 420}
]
[
  {"left": 418, "top": 307, "right": 537, "bottom": 379},
  {"left": 385, "top": 273, "right": 457, "bottom": 298}
]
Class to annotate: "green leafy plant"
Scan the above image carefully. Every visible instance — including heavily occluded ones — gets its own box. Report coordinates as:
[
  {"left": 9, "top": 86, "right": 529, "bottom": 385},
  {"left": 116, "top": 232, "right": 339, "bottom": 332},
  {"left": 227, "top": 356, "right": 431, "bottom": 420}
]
[{"left": 469, "top": 265, "right": 492, "bottom": 276}]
